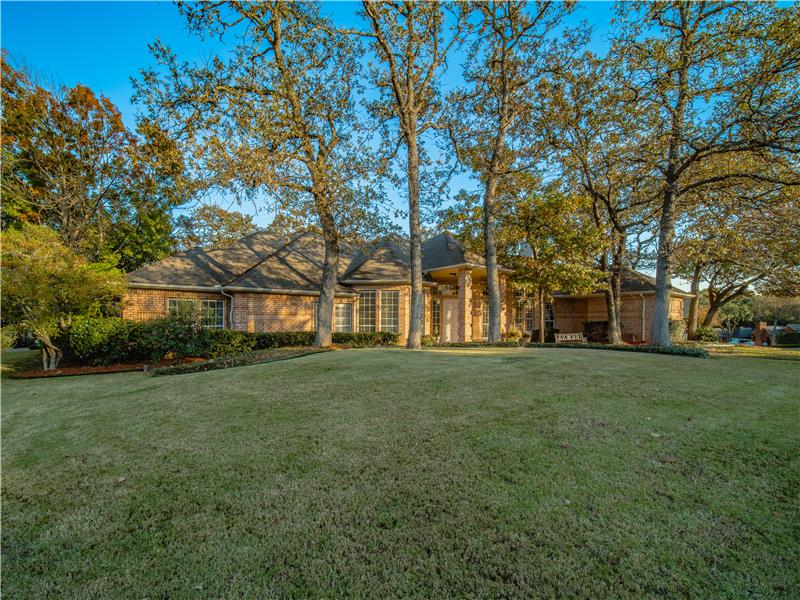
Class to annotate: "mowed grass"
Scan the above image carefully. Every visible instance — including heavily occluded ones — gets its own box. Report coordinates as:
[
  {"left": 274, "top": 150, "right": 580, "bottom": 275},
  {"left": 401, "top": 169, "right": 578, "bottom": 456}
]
[{"left": 2, "top": 348, "right": 799, "bottom": 598}]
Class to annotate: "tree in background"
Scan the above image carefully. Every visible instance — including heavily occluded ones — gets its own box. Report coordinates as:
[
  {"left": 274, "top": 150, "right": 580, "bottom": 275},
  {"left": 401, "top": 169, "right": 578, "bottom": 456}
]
[
  {"left": 718, "top": 296, "right": 754, "bottom": 341},
  {"left": 452, "top": 1, "right": 576, "bottom": 343},
  {"left": 1, "top": 224, "right": 125, "bottom": 369},
  {"left": 752, "top": 296, "right": 800, "bottom": 328},
  {"left": 440, "top": 179, "right": 602, "bottom": 343},
  {"left": 1, "top": 55, "right": 189, "bottom": 270},
  {"left": 176, "top": 204, "right": 257, "bottom": 250},
  {"left": 675, "top": 189, "right": 800, "bottom": 336},
  {"left": 613, "top": 2, "right": 800, "bottom": 345},
  {"left": 541, "top": 54, "right": 656, "bottom": 344},
  {"left": 136, "top": 2, "right": 381, "bottom": 347},
  {"left": 359, "top": 1, "right": 461, "bottom": 350}
]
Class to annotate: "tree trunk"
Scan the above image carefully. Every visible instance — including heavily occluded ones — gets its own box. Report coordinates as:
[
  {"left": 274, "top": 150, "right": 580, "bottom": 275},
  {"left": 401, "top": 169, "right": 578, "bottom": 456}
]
[
  {"left": 406, "top": 126, "right": 424, "bottom": 350},
  {"left": 605, "top": 235, "right": 625, "bottom": 345},
  {"left": 651, "top": 187, "right": 675, "bottom": 346},
  {"left": 483, "top": 172, "right": 502, "bottom": 343},
  {"left": 653, "top": 5, "right": 691, "bottom": 347},
  {"left": 38, "top": 332, "right": 63, "bottom": 370},
  {"left": 686, "top": 265, "right": 702, "bottom": 339},
  {"left": 538, "top": 288, "right": 546, "bottom": 344},
  {"left": 314, "top": 203, "right": 339, "bottom": 348},
  {"left": 701, "top": 302, "right": 720, "bottom": 328},
  {"left": 604, "top": 267, "right": 624, "bottom": 345}
]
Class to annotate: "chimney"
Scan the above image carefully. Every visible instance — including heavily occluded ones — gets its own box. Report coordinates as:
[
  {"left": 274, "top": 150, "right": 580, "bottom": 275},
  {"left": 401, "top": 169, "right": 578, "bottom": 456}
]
[{"left": 755, "top": 321, "right": 767, "bottom": 331}]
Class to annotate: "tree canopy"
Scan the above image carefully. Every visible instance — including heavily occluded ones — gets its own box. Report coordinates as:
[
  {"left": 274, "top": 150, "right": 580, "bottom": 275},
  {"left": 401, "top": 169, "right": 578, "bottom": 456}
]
[{"left": 1, "top": 223, "right": 125, "bottom": 368}]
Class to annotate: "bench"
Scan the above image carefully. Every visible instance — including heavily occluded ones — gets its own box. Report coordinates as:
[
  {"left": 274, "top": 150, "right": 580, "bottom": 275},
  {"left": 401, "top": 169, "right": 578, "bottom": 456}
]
[{"left": 554, "top": 332, "right": 587, "bottom": 344}]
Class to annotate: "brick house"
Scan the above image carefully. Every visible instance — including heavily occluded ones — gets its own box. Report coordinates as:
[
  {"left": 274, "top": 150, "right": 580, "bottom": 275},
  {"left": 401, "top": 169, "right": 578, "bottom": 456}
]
[{"left": 123, "top": 230, "right": 690, "bottom": 344}]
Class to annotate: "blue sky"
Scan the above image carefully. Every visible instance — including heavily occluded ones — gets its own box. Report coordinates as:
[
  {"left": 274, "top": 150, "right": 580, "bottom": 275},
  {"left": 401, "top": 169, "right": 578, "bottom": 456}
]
[{"left": 2, "top": 1, "right": 616, "bottom": 228}]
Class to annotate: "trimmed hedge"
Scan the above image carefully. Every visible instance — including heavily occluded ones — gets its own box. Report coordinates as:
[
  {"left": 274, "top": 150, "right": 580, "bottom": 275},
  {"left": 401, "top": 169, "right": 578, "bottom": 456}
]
[
  {"left": 437, "top": 341, "right": 522, "bottom": 348},
  {"left": 525, "top": 341, "right": 709, "bottom": 358},
  {"left": 332, "top": 332, "right": 400, "bottom": 347},
  {"left": 150, "top": 348, "right": 328, "bottom": 377},
  {"left": 60, "top": 315, "right": 399, "bottom": 365}
]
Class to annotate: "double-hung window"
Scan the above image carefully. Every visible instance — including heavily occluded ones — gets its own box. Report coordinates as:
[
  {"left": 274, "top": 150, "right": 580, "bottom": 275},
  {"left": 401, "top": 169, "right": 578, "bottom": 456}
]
[
  {"left": 379, "top": 290, "right": 399, "bottom": 333},
  {"left": 431, "top": 298, "right": 441, "bottom": 337},
  {"left": 514, "top": 290, "right": 534, "bottom": 333},
  {"left": 334, "top": 303, "right": 353, "bottom": 333},
  {"left": 200, "top": 300, "right": 225, "bottom": 328},
  {"left": 545, "top": 302, "right": 555, "bottom": 330},
  {"left": 168, "top": 298, "right": 196, "bottom": 316},
  {"left": 358, "top": 291, "right": 376, "bottom": 332},
  {"left": 168, "top": 298, "right": 224, "bottom": 328},
  {"left": 482, "top": 301, "right": 490, "bottom": 339}
]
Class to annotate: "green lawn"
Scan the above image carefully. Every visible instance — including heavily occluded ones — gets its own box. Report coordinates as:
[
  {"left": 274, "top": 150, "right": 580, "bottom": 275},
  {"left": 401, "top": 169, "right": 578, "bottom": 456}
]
[{"left": 3, "top": 348, "right": 799, "bottom": 598}]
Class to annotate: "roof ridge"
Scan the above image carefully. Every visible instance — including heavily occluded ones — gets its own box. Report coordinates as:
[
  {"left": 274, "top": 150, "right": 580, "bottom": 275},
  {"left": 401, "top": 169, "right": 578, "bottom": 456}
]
[{"left": 221, "top": 230, "right": 311, "bottom": 286}]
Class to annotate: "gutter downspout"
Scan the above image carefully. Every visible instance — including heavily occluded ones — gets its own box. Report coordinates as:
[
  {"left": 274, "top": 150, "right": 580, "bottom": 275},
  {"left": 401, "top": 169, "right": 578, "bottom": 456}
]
[
  {"left": 639, "top": 293, "right": 646, "bottom": 343},
  {"left": 217, "top": 286, "right": 235, "bottom": 330}
]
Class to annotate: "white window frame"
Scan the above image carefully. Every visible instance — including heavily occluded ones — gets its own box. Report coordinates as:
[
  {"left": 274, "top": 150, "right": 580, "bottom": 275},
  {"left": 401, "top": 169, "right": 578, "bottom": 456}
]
[
  {"left": 380, "top": 290, "right": 399, "bottom": 333},
  {"left": 334, "top": 302, "right": 353, "bottom": 333},
  {"left": 545, "top": 302, "right": 555, "bottom": 330},
  {"left": 358, "top": 291, "right": 376, "bottom": 332},
  {"left": 200, "top": 299, "right": 225, "bottom": 329}
]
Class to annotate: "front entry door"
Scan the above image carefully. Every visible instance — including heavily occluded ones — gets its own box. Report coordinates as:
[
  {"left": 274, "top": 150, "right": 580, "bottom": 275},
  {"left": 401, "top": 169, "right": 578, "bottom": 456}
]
[{"left": 441, "top": 299, "right": 458, "bottom": 343}]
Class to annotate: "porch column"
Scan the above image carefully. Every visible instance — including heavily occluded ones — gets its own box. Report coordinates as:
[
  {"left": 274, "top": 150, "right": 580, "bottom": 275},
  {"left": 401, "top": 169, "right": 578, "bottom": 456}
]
[
  {"left": 499, "top": 275, "right": 508, "bottom": 333},
  {"left": 458, "top": 268, "right": 473, "bottom": 342}
]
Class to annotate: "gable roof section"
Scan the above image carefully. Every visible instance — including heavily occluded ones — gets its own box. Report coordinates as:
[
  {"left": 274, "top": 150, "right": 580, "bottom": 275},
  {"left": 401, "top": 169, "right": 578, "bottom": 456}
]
[
  {"left": 422, "top": 232, "right": 486, "bottom": 271},
  {"left": 342, "top": 235, "right": 417, "bottom": 282},
  {"left": 127, "top": 230, "right": 289, "bottom": 288},
  {"left": 225, "top": 232, "right": 357, "bottom": 295}
]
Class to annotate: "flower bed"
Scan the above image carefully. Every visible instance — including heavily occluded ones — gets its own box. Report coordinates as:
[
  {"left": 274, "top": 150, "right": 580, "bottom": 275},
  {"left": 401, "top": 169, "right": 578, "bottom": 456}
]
[{"left": 149, "top": 347, "right": 329, "bottom": 376}]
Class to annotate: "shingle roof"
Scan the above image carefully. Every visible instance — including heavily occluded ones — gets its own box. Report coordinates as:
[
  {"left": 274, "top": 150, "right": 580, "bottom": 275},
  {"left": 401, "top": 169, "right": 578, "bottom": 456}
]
[
  {"left": 128, "top": 229, "right": 509, "bottom": 293},
  {"left": 342, "top": 234, "right": 414, "bottom": 282},
  {"left": 226, "top": 232, "right": 357, "bottom": 294},
  {"left": 421, "top": 232, "right": 486, "bottom": 271},
  {"left": 552, "top": 267, "right": 692, "bottom": 297},
  {"left": 127, "top": 230, "right": 289, "bottom": 287}
]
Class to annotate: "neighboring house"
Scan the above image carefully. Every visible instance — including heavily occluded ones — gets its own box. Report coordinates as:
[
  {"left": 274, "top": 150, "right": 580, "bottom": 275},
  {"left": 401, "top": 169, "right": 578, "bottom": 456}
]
[
  {"left": 123, "top": 230, "right": 690, "bottom": 344},
  {"left": 735, "top": 323, "right": 800, "bottom": 345}
]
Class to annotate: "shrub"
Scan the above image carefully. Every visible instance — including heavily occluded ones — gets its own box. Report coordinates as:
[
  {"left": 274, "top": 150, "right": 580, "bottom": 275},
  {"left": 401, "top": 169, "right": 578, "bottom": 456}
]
[
  {"left": 437, "top": 341, "right": 521, "bottom": 348},
  {"left": 136, "top": 313, "right": 207, "bottom": 362},
  {"left": 525, "top": 341, "right": 708, "bottom": 358},
  {"left": 203, "top": 328, "right": 257, "bottom": 358},
  {"left": 583, "top": 320, "right": 609, "bottom": 343},
  {"left": 332, "top": 331, "right": 400, "bottom": 347},
  {"left": 252, "top": 331, "right": 316, "bottom": 349},
  {"left": 669, "top": 319, "right": 688, "bottom": 342},
  {"left": 150, "top": 348, "right": 328, "bottom": 376},
  {"left": 64, "top": 316, "right": 145, "bottom": 365},
  {"left": 421, "top": 335, "right": 438, "bottom": 347},
  {"left": 776, "top": 331, "right": 800, "bottom": 346},
  {"left": 694, "top": 325, "right": 718, "bottom": 342},
  {"left": 503, "top": 325, "right": 522, "bottom": 343},
  {"left": 1, "top": 325, "right": 18, "bottom": 350}
]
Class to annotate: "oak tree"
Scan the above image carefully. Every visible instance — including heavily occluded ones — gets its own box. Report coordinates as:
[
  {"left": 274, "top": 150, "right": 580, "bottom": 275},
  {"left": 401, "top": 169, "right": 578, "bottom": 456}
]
[
  {"left": 136, "top": 1, "right": 378, "bottom": 347},
  {"left": 613, "top": 1, "right": 800, "bottom": 345}
]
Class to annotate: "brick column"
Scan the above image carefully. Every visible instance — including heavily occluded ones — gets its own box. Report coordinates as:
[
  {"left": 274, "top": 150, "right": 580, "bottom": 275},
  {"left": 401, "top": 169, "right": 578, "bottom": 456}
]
[
  {"left": 499, "top": 275, "right": 508, "bottom": 333},
  {"left": 458, "top": 268, "right": 473, "bottom": 342}
]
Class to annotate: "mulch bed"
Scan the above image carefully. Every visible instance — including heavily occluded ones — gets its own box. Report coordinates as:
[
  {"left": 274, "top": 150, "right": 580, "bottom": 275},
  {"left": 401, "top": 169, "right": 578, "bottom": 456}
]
[{"left": 12, "top": 357, "right": 205, "bottom": 379}]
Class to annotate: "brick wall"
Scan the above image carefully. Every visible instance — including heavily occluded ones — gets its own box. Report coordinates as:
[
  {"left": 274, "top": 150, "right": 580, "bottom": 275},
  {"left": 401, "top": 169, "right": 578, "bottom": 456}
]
[
  {"left": 537, "top": 293, "right": 687, "bottom": 343},
  {"left": 230, "top": 293, "right": 319, "bottom": 333},
  {"left": 122, "top": 288, "right": 230, "bottom": 323}
]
